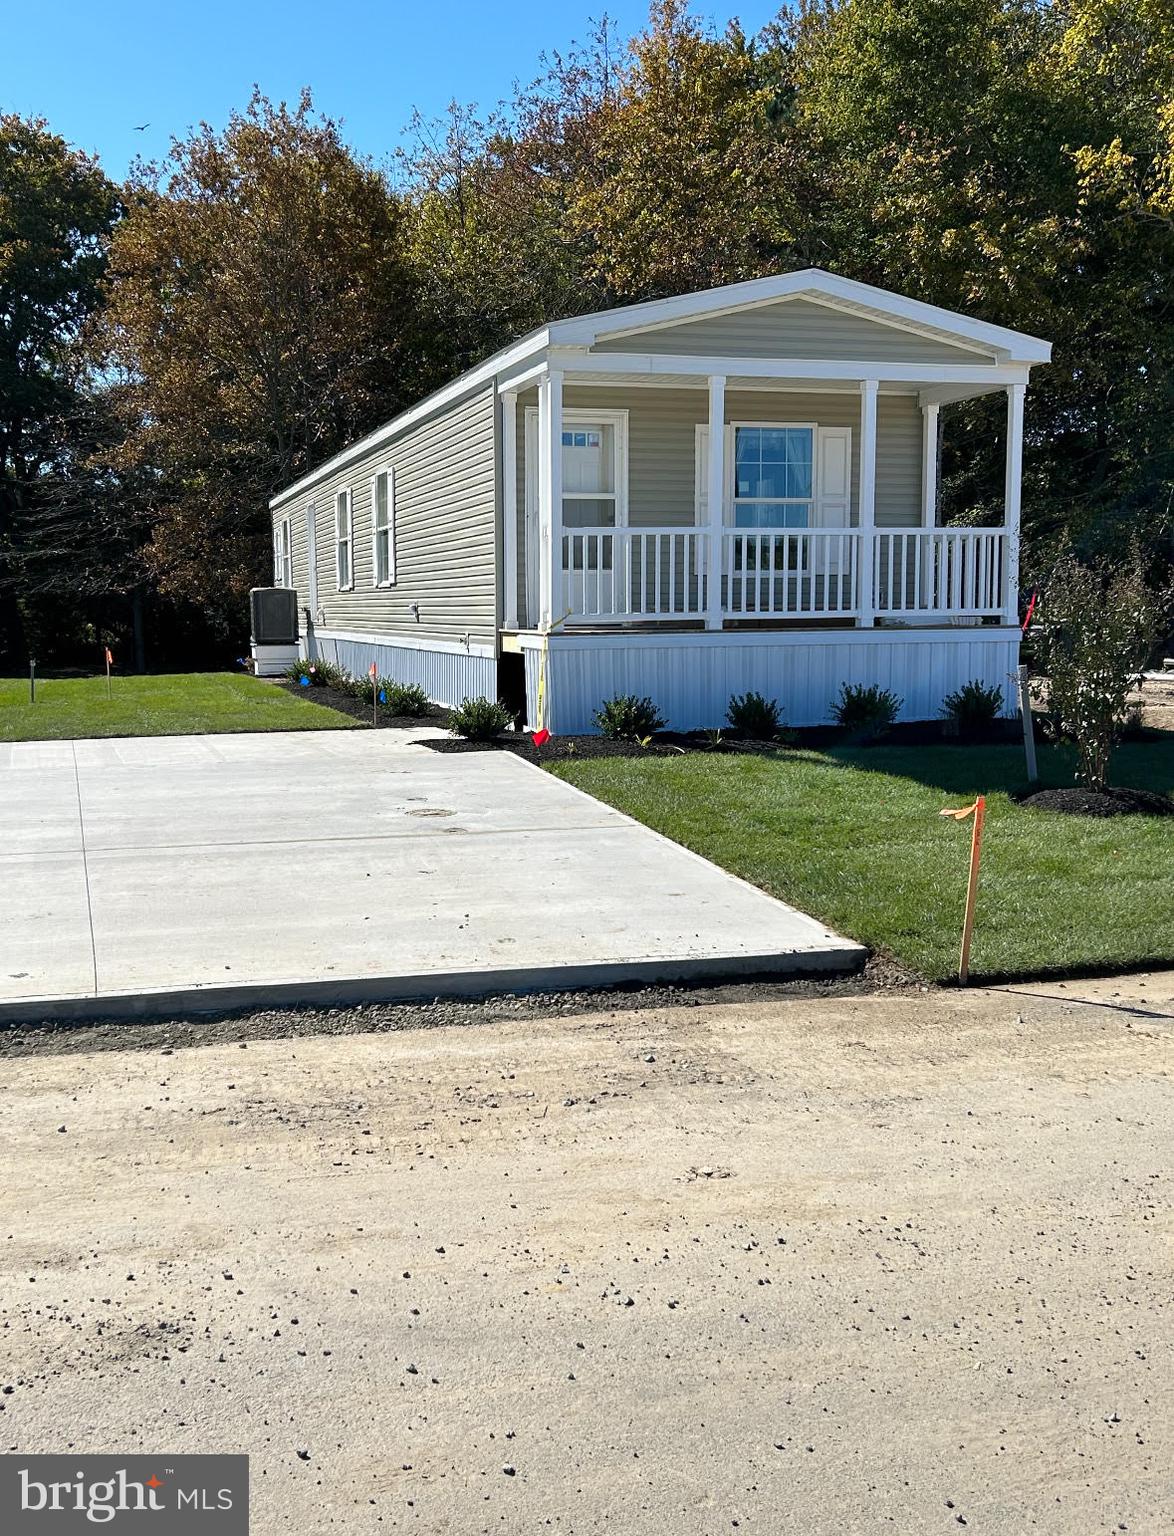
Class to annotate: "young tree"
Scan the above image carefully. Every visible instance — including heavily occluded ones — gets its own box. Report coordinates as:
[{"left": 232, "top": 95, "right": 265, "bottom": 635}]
[
  {"left": 1033, "top": 548, "right": 1172, "bottom": 791},
  {"left": 0, "top": 114, "right": 119, "bottom": 665},
  {"left": 97, "top": 91, "right": 418, "bottom": 614}
]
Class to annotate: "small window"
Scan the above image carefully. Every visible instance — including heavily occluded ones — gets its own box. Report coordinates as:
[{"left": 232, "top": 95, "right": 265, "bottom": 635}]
[
  {"left": 372, "top": 469, "right": 395, "bottom": 587},
  {"left": 334, "top": 490, "right": 353, "bottom": 590},
  {"left": 273, "top": 517, "right": 292, "bottom": 587}
]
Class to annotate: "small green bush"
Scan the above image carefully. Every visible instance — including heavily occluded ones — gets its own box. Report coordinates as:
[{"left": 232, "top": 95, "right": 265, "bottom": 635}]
[
  {"left": 449, "top": 696, "right": 515, "bottom": 740},
  {"left": 831, "top": 682, "right": 902, "bottom": 739},
  {"left": 382, "top": 680, "right": 431, "bottom": 716},
  {"left": 941, "top": 679, "right": 1004, "bottom": 732},
  {"left": 593, "top": 694, "right": 667, "bottom": 740},
  {"left": 284, "top": 658, "right": 345, "bottom": 689},
  {"left": 726, "top": 691, "right": 782, "bottom": 740}
]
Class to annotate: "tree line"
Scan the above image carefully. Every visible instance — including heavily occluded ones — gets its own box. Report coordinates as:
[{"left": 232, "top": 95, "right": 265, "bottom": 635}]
[{"left": 2, "top": 0, "right": 1171, "bottom": 670}]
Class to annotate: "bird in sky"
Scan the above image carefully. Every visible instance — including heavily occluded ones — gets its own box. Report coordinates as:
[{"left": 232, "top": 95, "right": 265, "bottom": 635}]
[{"left": 133, "top": 123, "right": 150, "bottom": 131}]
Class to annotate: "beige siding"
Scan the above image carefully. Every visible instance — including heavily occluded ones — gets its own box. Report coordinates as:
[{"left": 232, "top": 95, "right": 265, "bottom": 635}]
[
  {"left": 510, "top": 385, "right": 924, "bottom": 621},
  {"left": 282, "top": 384, "right": 498, "bottom": 647},
  {"left": 595, "top": 297, "right": 992, "bottom": 363}
]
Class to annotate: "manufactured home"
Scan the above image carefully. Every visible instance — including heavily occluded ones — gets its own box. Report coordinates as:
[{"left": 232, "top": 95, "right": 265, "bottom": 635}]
[{"left": 268, "top": 269, "right": 1050, "bottom": 733}]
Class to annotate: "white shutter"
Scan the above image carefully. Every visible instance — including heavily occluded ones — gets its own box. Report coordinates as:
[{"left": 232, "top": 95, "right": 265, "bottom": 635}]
[
  {"left": 387, "top": 467, "right": 396, "bottom": 585},
  {"left": 815, "top": 426, "right": 852, "bottom": 528},
  {"left": 694, "top": 424, "right": 708, "bottom": 522}
]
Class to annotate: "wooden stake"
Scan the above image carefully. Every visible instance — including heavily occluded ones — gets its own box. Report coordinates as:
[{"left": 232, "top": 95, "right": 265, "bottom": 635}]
[
  {"left": 29, "top": 656, "right": 36, "bottom": 704},
  {"left": 1017, "top": 664, "right": 1037, "bottom": 783},
  {"left": 940, "top": 796, "right": 987, "bottom": 986},
  {"left": 958, "top": 796, "right": 986, "bottom": 985}
]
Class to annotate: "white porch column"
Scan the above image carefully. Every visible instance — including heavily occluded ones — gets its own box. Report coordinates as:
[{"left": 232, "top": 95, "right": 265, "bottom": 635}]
[
  {"left": 705, "top": 374, "right": 726, "bottom": 631},
  {"left": 858, "top": 379, "right": 879, "bottom": 627},
  {"left": 921, "top": 401, "right": 939, "bottom": 527},
  {"left": 1003, "top": 382, "right": 1025, "bottom": 627},
  {"left": 501, "top": 390, "right": 519, "bottom": 629},
  {"left": 537, "top": 370, "right": 563, "bottom": 629}
]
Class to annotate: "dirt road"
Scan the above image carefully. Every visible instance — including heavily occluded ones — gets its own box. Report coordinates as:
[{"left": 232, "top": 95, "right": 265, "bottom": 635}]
[{"left": 0, "top": 977, "right": 1170, "bottom": 1534}]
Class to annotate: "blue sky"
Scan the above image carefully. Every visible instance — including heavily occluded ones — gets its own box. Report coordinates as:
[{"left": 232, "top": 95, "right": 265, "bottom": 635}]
[{"left": 3, "top": 0, "right": 779, "bottom": 182}]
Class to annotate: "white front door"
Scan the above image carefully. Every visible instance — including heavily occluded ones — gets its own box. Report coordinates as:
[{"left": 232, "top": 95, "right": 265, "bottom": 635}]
[{"left": 525, "top": 409, "right": 628, "bottom": 622}]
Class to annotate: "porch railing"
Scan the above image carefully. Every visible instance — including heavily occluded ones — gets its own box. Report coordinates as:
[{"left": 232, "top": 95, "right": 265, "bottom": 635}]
[
  {"left": 560, "top": 527, "right": 707, "bottom": 619},
  {"left": 723, "top": 531, "right": 860, "bottom": 617},
  {"left": 556, "top": 524, "right": 1009, "bottom": 625},
  {"left": 874, "top": 528, "right": 1006, "bottom": 618}
]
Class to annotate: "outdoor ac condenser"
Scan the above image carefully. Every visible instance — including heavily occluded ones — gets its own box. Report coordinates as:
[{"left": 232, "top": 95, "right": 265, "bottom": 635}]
[{"left": 250, "top": 587, "right": 300, "bottom": 676}]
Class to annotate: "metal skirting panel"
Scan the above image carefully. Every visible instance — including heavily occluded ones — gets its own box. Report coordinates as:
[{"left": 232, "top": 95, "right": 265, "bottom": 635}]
[
  {"left": 311, "top": 632, "right": 497, "bottom": 708},
  {"left": 524, "top": 629, "right": 1021, "bottom": 734}
]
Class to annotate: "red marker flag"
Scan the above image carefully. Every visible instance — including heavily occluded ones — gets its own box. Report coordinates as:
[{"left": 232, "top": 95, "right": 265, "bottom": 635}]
[
  {"left": 1021, "top": 590, "right": 1037, "bottom": 633},
  {"left": 531, "top": 728, "right": 550, "bottom": 748},
  {"left": 104, "top": 646, "right": 113, "bottom": 666},
  {"left": 368, "top": 662, "right": 377, "bottom": 680}
]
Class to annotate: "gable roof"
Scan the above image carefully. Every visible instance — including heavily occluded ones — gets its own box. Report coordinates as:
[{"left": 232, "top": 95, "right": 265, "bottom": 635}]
[
  {"left": 271, "top": 268, "right": 1050, "bottom": 509},
  {"left": 549, "top": 269, "right": 1051, "bottom": 364}
]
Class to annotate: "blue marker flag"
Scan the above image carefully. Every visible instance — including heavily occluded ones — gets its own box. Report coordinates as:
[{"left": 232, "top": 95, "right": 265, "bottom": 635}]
[
  {"left": 379, "top": 689, "right": 386, "bottom": 704},
  {"left": 299, "top": 676, "right": 310, "bottom": 688}
]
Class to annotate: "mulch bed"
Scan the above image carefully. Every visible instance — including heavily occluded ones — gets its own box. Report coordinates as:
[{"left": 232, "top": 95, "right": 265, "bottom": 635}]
[
  {"left": 1013, "top": 785, "right": 1174, "bottom": 818},
  {"left": 425, "top": 717, "right": 1023, "bottom": 764},
  {"left": 279, "top": 681, "right": 451, "bottom": 730}
]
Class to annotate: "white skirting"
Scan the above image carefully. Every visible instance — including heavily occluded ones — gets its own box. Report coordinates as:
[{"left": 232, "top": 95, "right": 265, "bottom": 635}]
[
  {"left": 309, "top": 628, "right": 497, "bottom": 708},
  {"left": 519, "top": 626, "right": 1021, "bottom": 734}
]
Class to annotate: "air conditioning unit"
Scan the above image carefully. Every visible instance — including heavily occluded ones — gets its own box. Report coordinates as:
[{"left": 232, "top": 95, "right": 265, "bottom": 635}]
[{"left": 250, "top": 587, "right": 300, "bottom": 676}]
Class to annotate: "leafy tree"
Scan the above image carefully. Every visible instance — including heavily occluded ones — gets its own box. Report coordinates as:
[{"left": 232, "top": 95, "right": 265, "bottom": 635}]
[
  {"left": 1033, "top": 547, "right": 1172, "bottom": 790},
  {"left": 96, "top": 90, "right": 419, "bottom": 614},
  {"left": 0, "top": 114, "right": 119, "bottom": 665},
  {"left": 567, "top": 0, "right": 806, "bottom": 298}
]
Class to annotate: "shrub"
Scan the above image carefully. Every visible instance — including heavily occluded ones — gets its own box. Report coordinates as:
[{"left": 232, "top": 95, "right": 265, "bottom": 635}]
[
  {"left": 726, "top": 691, "right": 782, "bottom": 740},
  {"left": 593, "top": 694, "right": 666, "bottom": 740},
  {"left": 941, "top": 680, "right": 1004, "bottom": 732},
  {"left": 382, "top": 680, "right": 431, "bottom": 716},
  {"left": 284, "top": 657, "right": 347, "bottom": 689},
  {"left": 1033, "top": 547, "right": 1174, "bottom": 790},
  {"left": 449, "top": 696, "right": 515, "bottom": 740},
  {"left": 831, "top": 682, "right": 902, "bottom": 739}
]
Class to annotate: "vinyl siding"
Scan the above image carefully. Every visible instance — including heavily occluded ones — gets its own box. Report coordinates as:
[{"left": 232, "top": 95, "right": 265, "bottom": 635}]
[
  {"left": 281, "top": 383, "right": 498, "bottom": 648},
  {"left": 595, "top": 297, "right": 994, "bottom": 363},
  {"left": 511, "top": 385, "right": 925, "bottom": 622}
]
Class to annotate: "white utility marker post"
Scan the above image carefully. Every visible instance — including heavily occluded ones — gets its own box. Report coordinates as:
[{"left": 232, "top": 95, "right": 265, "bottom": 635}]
[
  {"left": 921, "top": 401, "right": 939, "bottom": 527},
  {"left": 537, "top": 370, "right": 564, "bottom": 628},
  {"left": 501, "top": 390, "right": 519, "bottom": 629},
  {"left": 1003, "top": 382, "right": 1025, "bottom": 627},
  {"left": 858, "top": 379, "right": 879, "bottom": 627},
  {"left": 705, "top": 374, "right": 726, "bottom": 631}
]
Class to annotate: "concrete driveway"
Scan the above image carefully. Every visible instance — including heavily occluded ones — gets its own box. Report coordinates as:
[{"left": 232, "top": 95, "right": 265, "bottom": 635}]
[{"left": 1, "top": 731, "right": 861, "bottom": 1017}]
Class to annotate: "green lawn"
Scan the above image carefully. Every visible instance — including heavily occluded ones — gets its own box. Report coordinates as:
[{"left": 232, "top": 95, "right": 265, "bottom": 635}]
[
  {"left": 0, "top": 672, "right": 358, "bottom": 741},
  {"left": 552, "top": 738, "right": 1174, "bottom": 983}
]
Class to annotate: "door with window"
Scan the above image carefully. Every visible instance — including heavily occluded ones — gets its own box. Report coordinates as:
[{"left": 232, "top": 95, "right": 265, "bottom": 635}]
[{"left": 525, "top": 409, "right": 627, "bottom": 621}]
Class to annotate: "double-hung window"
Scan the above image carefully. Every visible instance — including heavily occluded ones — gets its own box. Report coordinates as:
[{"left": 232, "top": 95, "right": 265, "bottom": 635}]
[
  {"left": 273, "top": 517, "right": 292, "bottom": 587},
  {"left": 371, "top": 468, "right": 395, "bottom": 587},
  {"left": 334, "top": 489, "right": 353, "bottom": 590},
  {"left": 732, "top": 425, "right": 815, "bottom": 528}
]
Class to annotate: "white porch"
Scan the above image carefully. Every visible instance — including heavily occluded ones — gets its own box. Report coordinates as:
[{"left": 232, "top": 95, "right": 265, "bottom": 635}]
[{"left": 500, "top": 367, "right": 1026, "bottom": 633}]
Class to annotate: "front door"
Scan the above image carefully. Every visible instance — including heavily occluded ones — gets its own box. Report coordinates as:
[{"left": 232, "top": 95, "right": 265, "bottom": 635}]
[{"left": 525, "top": 409, "right": 627, "bottom": 622}]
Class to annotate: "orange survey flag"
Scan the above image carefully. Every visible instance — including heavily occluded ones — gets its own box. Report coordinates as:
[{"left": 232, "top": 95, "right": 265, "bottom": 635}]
[{"left": 104, "top": 646, "right": 113, "bottom": 666}]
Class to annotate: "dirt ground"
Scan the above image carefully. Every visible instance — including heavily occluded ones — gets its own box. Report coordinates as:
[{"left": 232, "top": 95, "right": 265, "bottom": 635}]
[{"left": 0, "top": 976, "right": 1170, "bottom": 1535}]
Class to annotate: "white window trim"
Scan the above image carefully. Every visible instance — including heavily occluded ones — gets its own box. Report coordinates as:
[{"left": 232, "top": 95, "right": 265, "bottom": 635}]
[
  {"left": 274, "top": 516, "right": 292, "bottom": 587},
  {"left": 370, "top": 466, "right": 396, "bottom": 588},
  {"left": 334, "top": 488, "right": 353, "bottom": 591},
  {"left": 694, "top": 420, "right": 819, "bottom": 526},
  {"left": 525, "top": 406, "right": 629, "bottom": 526}
]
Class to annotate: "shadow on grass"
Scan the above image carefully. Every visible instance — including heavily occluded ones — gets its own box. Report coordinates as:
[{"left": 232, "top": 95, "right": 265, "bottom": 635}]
[{"left": 818, "top": 731, "right": 1174, "bottom": 801}]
